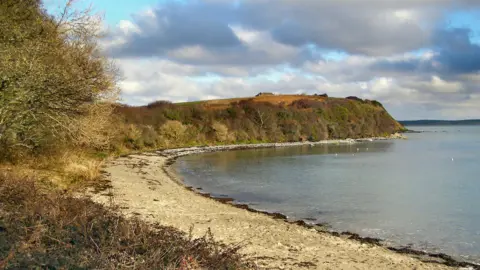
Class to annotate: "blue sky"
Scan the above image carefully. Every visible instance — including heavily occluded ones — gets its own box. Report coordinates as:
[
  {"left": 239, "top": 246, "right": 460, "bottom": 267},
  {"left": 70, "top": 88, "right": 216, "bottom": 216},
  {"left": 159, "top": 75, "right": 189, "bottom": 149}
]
[
  {"left": 83, "top": 0, "right": 158, "bottom": 25},
  {"left": 46, "top": 0, "right": 157, "bottom": 24},
  {"left": 46, "top": 0, "right": 480, "bottom": 120}
]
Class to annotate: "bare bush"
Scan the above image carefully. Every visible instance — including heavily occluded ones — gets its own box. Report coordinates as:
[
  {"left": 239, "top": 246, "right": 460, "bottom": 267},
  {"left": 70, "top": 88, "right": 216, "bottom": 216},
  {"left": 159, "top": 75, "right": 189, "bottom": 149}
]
[
  {"left": 158, "top": 120, "right": 188, "bottom": 147},
  {"left": 0, "top": 0, "right": 118, "bottom": 160},
  {"left": 211, "top": 122, "right": 230, "bottom": 142},
  {"left": 0, "top": 173, "right": 249, "bottom": 269},
  {"left": 70, "top": 102, "right": 117, "bottom": 150}
]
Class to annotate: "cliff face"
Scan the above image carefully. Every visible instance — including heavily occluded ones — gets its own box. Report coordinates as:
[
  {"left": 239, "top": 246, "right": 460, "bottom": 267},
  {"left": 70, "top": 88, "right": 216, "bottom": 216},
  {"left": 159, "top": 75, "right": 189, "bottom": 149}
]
[{"left": 115, "top": 95, "right": 404, "bottom": 149}]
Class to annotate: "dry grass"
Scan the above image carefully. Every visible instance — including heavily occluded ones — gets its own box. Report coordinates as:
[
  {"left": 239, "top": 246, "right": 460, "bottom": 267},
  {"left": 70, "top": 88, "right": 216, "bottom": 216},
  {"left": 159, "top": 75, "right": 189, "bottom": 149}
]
[
  {"left": 0, "top": 172, "right": 249, "bottom": 269},
  {"left": 179, "top": 94, "right": 328, "bottom": 110},
  {"left": 61, "top": 152, "right": 105, "bottom": 187},
  {"left": 2, "top": 151, "right": 108, "bottom": 190}
]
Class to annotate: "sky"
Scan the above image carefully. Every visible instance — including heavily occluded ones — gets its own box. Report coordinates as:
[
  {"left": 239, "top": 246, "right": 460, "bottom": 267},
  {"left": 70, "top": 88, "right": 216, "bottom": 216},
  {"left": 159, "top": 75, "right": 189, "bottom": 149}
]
[{"left": 46, "top": 0, "right": 480, "bottom": 120}]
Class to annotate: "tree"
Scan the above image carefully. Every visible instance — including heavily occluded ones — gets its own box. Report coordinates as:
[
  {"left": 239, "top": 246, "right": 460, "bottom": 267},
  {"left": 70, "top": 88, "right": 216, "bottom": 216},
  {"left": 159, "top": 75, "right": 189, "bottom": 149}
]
[
  {"left": 0, "top": 0, "right": 118, "bottom": 160},
  {"left": 211, "top": 122, "right": 229, "bottom": 142},
  {"left": 158, "top": 120, "right": 187, "bottom": 147}
]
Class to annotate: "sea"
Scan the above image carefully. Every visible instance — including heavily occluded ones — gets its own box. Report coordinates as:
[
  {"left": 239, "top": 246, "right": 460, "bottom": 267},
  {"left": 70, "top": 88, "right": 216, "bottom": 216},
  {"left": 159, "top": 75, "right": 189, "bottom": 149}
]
[{"left": 173, "top": 125, "right": 480, "bottom": 263}]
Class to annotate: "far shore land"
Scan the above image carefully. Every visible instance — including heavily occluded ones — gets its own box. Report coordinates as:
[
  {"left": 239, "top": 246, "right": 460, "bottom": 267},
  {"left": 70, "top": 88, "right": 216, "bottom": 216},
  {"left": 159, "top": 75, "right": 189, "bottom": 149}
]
[
  {"left": 160, "top": 133, "right": 407, "bottom": 158},
  {"left": 91, "top": 135, "right": 478, "bottom": 270}
]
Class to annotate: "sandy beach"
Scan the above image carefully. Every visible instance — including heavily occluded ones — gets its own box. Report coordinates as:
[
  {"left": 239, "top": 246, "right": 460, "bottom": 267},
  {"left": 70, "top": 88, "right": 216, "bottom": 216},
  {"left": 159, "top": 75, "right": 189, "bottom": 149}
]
[{"left": 90, "top": 140, "right": 463, "bottom": 270}]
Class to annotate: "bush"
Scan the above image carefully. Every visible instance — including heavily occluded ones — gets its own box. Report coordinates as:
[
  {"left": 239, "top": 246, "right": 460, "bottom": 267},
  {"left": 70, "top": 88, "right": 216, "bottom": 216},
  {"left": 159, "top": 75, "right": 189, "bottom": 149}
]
[
  {"left": 281, "top": 120, "right": 301, "bottom": 142},
  {"left": 211, "top": 122, "right": 230, "bottom": 143},
  {"left": 146, "top": 100, "right": 172, "bottom": 109},
  {"left": 0, "top": 173, "right": 248, "bottom": 269},
  {"left": 122, "top": 124, "right": 143, "bottom": 149},
  {"left": 370, "top": 100, "right": 384, "bottom": 107},
  {"left": 140, "top": 125, "right": 159, "bottom": 148},
  {"left": 158, "top": 120, "right": 188, "bottom": 147},
  {"left": 0, "top": 0, "right": 118, "bottom": 161},
  {"left": 164, "top": 109, "right": 182, "bottom": 121},
  {"left": 291, "top": 99, "right": 323, "bottom": 109}
]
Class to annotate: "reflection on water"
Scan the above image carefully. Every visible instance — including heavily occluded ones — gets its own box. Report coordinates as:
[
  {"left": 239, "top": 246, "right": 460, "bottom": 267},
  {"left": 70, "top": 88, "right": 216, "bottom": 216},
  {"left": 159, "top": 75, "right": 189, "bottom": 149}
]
[{"left": 174, "top": 126, "right": 480, "bottom": 263}]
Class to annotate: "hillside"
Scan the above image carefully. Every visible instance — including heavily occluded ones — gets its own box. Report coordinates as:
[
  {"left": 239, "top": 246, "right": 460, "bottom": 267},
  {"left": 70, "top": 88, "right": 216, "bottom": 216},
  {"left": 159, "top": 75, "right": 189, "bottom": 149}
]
[{"left": 113, "top": 94, "right": 404, "bottom": 150}]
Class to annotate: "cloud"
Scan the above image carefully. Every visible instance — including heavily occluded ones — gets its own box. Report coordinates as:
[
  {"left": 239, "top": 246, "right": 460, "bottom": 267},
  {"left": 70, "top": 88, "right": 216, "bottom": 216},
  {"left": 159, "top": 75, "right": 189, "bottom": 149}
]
[
  {"left": 115, "top": 54, "right": 480, "bottom": 119},
  {"left": 106, "top": 0, "right": 480, "bottom": 59},
  {"left": 106, "top": 3, "right": 241, "bottom": 58},
  {"left": 433, "top": 28, "right": 480, "bottom": 74},
  {"left": 370, "top": 28, "right": 480, "bottom": 76},
  {"left": 164, "top": 27, "right": 316, "bottom": 66},
  {"left": 101, "top": 0, "right": 480, "bottom": 119}
]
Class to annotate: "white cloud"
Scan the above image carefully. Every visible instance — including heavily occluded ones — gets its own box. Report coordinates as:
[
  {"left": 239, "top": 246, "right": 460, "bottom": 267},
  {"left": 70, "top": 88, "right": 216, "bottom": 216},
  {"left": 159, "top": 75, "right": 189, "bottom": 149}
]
[
  {"left": 100, "top": 0, "right": 480, "bottom": 119},
  {"left": 118, "top": 20, "right": 141, "bottom": 35},
  {"left": 430, "top": 76, "right": 463, "bottom": 93}
]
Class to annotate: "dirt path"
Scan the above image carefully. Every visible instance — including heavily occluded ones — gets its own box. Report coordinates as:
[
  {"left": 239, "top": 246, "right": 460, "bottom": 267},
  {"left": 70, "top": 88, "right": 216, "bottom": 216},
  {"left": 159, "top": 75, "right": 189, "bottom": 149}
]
[{"left": 91, "top": 154, "right": 455, "bottom": 270}]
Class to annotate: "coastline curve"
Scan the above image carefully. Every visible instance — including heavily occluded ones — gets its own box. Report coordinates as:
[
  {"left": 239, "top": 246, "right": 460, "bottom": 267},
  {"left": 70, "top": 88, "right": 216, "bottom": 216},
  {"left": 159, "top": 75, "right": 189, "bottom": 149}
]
[{"left": 93, "top": 137, "right": 479, "bottom": 269}]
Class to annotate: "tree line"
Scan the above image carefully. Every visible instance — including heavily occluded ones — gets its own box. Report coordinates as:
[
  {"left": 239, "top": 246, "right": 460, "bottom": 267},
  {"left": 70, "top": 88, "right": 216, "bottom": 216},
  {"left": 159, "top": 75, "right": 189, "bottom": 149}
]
[{"left": 113, "top": 97, "right": 403, "bottom": 152}]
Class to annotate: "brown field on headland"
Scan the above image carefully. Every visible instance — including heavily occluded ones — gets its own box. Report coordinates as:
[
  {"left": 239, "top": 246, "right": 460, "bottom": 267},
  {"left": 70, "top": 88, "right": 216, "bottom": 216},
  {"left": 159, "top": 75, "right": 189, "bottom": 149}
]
[{"left": 177, "top": 94, "right": 329, "bottom": 110}]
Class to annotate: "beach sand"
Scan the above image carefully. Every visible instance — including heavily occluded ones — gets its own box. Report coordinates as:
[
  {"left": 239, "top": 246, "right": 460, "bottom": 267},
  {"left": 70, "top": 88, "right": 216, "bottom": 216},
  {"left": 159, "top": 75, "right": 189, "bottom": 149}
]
[{"left": 91, "top": 151, "right": 454, "bottom": 270}]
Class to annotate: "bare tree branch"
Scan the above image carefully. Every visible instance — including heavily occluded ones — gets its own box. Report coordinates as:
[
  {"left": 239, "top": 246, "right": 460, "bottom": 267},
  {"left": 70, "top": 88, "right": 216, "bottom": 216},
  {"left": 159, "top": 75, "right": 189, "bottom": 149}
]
[{"left": 0, "top": 0, "right": 118, "bottom": 160}]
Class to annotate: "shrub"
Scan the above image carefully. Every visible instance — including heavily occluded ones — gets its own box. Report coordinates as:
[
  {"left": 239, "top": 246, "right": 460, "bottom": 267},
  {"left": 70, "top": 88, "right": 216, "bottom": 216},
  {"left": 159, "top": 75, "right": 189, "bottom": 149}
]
[
  {"left": 281, "top": 120, "right": 301, "bottom": 142},
  {"left": 163, "top": 108, "right": 183, "bottom": 121},
  {"left": 158, "top": 120, "right": 187, "bottom": 147},
  {"left": 346, "top": 96, "right": 364, "bottom": 102},
  {"left": 122, "top": 124, "right": 143, "bottom": 149},
  {"left": 0, "top": 0, "right": 118, "bottom": 161},
  {"left": 0, "top": 173, "right": 248, "bottom": 269},
  {"left": 71, "top": 103, "right": 117, "bottom": 150},
  {"left": 234, "top": 130, "right": 250, "bottom": 143},
  {"left": 146, "top": 100, "right": 172, "bottom": 109},
  {"left": 140, "top": 125, "right": 159, "bottom": 148},
  {"left": 211, "top": 122, "right": 230, "bottom": 143},
  {"left": 370, "top": 100, "right": 384, "bottom": 107},
  {"left": 291, "top": 99, "right": 323, "bottom": 109}
]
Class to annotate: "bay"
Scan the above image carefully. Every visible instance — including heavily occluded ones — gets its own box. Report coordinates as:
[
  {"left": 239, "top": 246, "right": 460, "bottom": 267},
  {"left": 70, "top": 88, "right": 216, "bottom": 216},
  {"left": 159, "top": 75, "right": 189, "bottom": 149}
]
[{"left": 173, "top": 125, "right": 480, "bottom": 263}]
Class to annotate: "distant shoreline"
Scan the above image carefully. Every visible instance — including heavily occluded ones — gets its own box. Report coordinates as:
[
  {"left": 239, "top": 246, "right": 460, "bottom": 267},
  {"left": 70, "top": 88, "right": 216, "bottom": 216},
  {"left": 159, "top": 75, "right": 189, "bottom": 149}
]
[
  {"left": 401, "top": 119, "right": 480, "bottom": 126},
  {"left": 158, "top": 133, "right": 406, "bottom": 158}
]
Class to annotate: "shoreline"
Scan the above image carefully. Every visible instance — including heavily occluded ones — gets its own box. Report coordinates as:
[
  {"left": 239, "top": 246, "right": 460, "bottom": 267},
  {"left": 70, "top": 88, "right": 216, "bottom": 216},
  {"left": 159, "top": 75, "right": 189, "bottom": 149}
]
[
  {"left": 160, "top": 140, "right": 478, "bottom": 269},
  {"left": 158, "top": 135, "right": 403, "bottom": 158},
  {"left": 93, "top": 137, "right": 478, "bottom": 269}
]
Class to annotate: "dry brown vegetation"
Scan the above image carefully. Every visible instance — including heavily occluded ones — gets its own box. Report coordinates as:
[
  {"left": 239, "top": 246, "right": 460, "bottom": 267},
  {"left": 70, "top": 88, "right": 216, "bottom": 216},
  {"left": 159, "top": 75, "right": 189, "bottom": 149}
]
[
  {"left": 0, "top": 172, "right": 248, "bottom": 269},
  {"left": 0, "top": 1, "right": 248, "bottom": 269},
  {"left": 0, "top": 0, "right": 118, "bottom": 161},
  {"left": 178, "top": 94, "right": 327, "bottom": 110}
]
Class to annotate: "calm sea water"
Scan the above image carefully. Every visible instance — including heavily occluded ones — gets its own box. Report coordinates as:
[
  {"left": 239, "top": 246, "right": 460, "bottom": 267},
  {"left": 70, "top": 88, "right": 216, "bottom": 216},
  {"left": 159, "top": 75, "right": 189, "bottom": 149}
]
[{"left": 173, "top": 125, "right": 480, "bottom": 263}]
